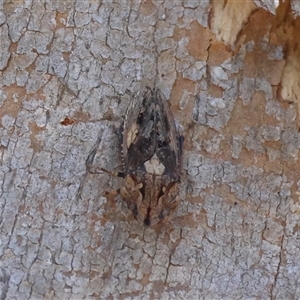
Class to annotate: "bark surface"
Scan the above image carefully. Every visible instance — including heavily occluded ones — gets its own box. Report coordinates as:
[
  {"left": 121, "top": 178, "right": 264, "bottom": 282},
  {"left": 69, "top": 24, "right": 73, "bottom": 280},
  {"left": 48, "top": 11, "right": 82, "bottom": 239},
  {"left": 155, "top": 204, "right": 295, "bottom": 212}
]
[{"left": 0, "top": 0, "right": 300, "bottom": 299}]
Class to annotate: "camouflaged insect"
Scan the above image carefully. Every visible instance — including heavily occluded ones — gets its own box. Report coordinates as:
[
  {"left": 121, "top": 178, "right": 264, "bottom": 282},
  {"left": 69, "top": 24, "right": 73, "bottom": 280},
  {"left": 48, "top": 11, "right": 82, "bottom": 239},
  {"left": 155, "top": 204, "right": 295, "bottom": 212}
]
[{"left": 119, "top": 87, "right": 183, "bottom": 226}]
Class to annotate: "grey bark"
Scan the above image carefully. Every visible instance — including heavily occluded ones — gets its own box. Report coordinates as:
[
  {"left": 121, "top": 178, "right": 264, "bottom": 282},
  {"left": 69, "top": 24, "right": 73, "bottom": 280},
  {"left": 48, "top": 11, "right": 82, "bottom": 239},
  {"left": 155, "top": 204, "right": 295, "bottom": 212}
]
[{"left": 0, "top": 0, "right": 299, "bottom": 299}]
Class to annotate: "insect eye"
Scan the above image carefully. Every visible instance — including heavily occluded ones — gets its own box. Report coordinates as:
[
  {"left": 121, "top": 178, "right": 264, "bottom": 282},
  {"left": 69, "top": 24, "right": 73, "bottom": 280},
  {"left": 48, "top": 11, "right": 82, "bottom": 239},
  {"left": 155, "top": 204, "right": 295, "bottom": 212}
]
[
  {"left": 144, "top": 217, "right": 151, "bottom": 226},
  {"left": 140, "top": 183, "right": 145, "bottom": 197}
]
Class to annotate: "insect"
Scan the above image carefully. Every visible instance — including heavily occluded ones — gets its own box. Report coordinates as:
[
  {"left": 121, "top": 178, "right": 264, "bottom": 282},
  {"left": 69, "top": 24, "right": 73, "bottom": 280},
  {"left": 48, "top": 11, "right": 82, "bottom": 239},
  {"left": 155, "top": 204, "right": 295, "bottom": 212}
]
[{"left": 89, "top": 86, "right": 183, "bottom": 226}]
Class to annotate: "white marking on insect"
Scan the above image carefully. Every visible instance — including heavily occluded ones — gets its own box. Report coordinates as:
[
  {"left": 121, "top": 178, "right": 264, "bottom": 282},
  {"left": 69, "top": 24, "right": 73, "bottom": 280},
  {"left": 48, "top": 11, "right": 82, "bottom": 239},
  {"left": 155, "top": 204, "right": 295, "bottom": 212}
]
[
  {"left": 126, "top": 123, "right": 138, "bottom": 148},
  {"left": 144, "top": 153, "right": 165, "bottom": 175}
]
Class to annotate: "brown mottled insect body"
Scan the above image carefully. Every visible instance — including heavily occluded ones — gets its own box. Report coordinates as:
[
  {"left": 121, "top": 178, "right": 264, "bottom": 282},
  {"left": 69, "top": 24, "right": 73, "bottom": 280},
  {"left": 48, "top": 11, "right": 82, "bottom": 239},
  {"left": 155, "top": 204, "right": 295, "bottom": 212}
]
[{"left": 120, "top": 87, "right": 183, "bottom": 226}]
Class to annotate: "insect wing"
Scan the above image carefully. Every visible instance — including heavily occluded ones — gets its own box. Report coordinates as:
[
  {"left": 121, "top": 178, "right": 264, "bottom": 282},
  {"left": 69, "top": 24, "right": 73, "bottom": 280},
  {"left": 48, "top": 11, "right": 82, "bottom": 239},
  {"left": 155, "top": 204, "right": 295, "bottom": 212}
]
[
  {"left": 155, "top": 89, "right": 181, "bottom": 181},
  {"left": 122, "top": 87, "right": 156, "bottom": 173}
]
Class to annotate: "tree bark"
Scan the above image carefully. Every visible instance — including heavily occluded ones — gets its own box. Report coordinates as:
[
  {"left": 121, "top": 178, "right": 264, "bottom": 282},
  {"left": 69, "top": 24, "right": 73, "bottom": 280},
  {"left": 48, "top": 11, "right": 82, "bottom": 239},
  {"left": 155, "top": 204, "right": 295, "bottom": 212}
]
[{"left": 0, "top": 0, "right": 300, "bottom": 299}]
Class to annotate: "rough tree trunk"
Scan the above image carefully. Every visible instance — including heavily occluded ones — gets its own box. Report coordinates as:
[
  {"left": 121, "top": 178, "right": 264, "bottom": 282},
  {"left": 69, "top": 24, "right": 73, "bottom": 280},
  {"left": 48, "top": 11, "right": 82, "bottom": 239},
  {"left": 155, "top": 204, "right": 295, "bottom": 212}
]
[{"left": 0, "top": 0, "right": 300, "bottom": 299}]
